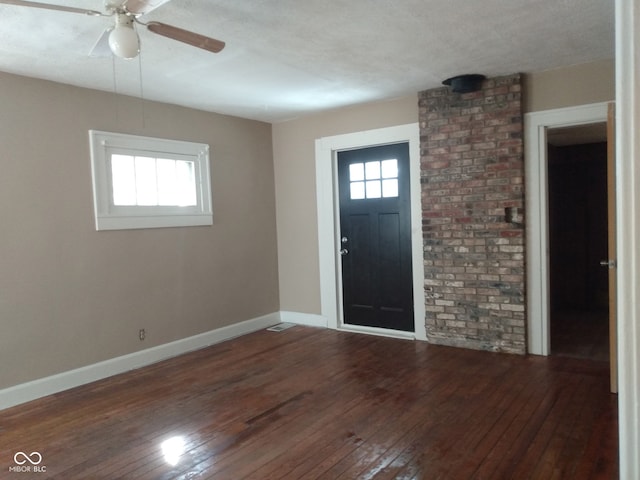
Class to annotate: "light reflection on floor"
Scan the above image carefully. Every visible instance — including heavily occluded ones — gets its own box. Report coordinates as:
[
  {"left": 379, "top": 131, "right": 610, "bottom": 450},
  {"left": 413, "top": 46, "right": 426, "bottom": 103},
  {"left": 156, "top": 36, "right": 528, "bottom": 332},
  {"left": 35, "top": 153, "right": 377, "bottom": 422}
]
[{"left": 161, "top": 436, "right": 186, "bottom": 466}]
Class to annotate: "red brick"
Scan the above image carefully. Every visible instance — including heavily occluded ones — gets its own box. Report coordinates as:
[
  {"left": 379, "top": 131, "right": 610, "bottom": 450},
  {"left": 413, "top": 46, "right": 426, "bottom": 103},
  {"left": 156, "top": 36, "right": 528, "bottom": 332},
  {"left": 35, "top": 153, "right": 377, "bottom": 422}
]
[{"left": 420, "top": 73, "right": 525, "bottom": 354}]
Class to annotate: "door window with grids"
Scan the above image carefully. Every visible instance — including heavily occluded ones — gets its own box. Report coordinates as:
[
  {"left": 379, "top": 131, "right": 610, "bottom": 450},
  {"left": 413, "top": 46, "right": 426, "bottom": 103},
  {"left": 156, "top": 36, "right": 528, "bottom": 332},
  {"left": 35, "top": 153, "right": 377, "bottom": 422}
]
[{"left": 348, "top": 159, "right": 399, "bottom": 200}]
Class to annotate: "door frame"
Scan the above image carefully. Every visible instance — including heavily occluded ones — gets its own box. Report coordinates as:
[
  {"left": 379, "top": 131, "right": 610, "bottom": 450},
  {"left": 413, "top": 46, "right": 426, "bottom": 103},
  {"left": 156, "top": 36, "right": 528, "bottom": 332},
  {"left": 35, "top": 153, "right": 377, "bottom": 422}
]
[
  {"left": 524, "top": 102, "right": 609, "bottom": 355},
  {"left": 315, "top": 123, "right": 427, "bottom": 340}
]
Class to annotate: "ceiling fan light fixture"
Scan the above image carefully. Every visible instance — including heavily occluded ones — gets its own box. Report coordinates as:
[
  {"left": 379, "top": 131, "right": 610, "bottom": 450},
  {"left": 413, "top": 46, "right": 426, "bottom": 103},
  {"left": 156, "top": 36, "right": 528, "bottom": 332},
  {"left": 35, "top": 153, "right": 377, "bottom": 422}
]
[
  {"left": 109, "top": 14, "right": 140, "bottom": 59},
  {"left": 1, "top": 0, "right": 226, "bottom": 59}
]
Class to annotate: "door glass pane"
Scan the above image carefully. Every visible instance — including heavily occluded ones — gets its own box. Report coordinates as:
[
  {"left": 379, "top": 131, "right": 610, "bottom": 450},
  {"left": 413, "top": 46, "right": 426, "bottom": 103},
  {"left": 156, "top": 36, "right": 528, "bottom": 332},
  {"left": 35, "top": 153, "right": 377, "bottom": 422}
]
[
  {"left": 365, "top": 161, "right": 381, "bottom": 179},
  {"left": 349, "top": 163, "right": 365, "bottom": 181},
  {"left": 366, "top": 180, "right": 381, "bottom": 198},
  {"left": 382, "top": 178, "right": 399, "bottom": 198},
  {"left": 350, "top": 181, "right": 365, "bottom": 199},
  {"left": 381, "top": 159, "right": 398, "bottom": 178}
]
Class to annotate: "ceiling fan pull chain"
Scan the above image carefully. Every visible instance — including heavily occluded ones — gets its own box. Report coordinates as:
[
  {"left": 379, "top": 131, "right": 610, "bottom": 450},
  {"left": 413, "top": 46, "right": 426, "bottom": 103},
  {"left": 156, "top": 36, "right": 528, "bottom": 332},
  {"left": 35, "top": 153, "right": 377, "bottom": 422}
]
[
  {"left": 111, "top": 53, "right": 121, "bottom": 124},
  {"left": 137, "top": 49, "right": 146, "bottom": 129}
]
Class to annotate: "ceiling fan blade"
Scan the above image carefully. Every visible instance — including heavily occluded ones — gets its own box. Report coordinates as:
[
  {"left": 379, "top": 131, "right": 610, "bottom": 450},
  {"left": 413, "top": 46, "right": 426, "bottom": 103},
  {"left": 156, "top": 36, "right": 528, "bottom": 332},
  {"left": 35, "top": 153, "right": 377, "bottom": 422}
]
[
  {"left": 123, "top": 0, "right": 170, "bottom": 15},
  {"left": 146, "top": 21, "right": 225, "bottom": 54},
  {"left": 89, "top": 27, "right": 113, "bottom": 58},
  {"left": 0, "top": 0, "right": 101, "bottom": 15}
]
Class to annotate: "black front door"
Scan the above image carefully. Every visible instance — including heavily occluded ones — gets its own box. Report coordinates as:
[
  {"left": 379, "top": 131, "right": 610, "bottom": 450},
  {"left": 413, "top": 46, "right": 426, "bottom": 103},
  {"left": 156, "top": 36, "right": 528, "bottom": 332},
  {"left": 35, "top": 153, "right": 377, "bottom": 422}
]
[{"left": 337, "top": 143, "right": 414, "bottom": 332}]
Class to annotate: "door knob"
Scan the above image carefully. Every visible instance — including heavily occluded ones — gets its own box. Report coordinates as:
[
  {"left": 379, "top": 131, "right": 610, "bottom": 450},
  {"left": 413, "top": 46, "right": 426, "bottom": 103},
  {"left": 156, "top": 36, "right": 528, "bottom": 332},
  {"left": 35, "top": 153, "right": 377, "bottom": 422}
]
[
  {"left": 339, "top": 248, "right": 349, "bottom": 256},
  {"left": 600, "top": 259, "right": 616, "bottom": 269}
]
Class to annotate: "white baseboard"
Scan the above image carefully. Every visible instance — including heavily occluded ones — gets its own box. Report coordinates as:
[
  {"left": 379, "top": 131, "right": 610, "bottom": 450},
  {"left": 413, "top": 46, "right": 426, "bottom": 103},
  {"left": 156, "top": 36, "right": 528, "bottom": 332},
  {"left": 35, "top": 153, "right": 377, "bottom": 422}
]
[
  {"left": 0, "top": 312, "right": 281, "bottom": 411},
  {"left": 279, "top": 311, "right": 327, "bottom": 328}
]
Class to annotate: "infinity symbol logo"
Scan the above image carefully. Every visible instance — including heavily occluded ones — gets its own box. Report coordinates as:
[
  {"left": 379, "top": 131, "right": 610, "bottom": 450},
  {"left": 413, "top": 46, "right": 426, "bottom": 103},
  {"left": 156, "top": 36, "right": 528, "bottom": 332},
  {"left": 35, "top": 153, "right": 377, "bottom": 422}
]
[{"left": 14, "top": 451, "right": 42, "bottom": 465}]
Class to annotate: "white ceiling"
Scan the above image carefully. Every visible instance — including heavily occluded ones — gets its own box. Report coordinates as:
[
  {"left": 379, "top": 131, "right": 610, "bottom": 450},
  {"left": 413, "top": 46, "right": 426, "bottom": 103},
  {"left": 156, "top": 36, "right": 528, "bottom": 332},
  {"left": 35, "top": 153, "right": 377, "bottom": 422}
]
[{"left": 0, "top": 0, "right": 614, "bottom": 123}]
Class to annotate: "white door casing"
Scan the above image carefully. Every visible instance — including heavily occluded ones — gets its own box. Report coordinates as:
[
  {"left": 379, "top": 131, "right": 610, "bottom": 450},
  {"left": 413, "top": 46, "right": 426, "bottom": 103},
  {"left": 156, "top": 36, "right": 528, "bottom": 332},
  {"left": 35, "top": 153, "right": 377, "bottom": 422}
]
[
  {"left": 315, "top": 123, "right": 426, "bottom": 340},
  {"left": 524, "top": 102, "right": 609, "bottom": 355},
  {"left": 616, "top": 0, "right": 640, "bottom": 476}
]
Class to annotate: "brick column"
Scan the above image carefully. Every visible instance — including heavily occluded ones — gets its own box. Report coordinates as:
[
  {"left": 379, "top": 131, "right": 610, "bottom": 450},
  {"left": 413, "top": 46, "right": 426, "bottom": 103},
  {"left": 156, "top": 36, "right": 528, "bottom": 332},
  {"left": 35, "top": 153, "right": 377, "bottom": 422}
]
[{"left": 419, "top": 73, "right": 525, "bottom": 354}]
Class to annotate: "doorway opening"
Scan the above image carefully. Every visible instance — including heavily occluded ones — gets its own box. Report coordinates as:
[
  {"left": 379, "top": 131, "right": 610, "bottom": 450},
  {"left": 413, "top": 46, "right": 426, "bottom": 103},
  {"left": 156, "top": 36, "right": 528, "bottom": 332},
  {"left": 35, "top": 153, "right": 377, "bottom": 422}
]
[{"left": 547, "top": 124, "right": 609, "bottom": 361}]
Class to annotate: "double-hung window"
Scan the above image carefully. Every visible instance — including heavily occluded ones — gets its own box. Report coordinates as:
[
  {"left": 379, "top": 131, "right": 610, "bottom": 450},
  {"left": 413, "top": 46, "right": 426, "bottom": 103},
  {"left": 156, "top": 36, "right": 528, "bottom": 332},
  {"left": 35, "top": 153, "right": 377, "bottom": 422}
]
[{"left": 89, "top": 130, "right": 213, "bottom": 231}]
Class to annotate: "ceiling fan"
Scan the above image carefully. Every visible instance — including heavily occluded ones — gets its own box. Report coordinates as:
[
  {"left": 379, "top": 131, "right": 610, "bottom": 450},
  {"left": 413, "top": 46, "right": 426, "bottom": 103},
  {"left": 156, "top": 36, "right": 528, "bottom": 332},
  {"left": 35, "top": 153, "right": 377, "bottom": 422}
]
[{"left": 0, "top": 0, "right": 225, "bottom": 59}]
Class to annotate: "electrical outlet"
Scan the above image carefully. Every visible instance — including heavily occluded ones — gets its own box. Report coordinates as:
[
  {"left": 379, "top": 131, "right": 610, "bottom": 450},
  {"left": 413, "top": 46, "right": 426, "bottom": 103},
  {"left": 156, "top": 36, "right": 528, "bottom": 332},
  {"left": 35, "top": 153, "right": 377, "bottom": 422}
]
[{"left": 139, "top": 329, "right": 146, "bottom": 341}]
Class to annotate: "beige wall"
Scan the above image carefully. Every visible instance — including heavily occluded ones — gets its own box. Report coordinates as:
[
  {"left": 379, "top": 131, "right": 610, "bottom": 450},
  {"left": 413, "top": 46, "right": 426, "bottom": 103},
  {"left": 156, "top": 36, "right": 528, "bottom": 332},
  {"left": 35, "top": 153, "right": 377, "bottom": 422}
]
[
  {"left": 523, "top": 58, "right": 614, "bottom": 113},
  {"left": 273, "top": 60, "right": 614, "bottom": 317},
  {"left": 272, "top": 96, "right": 418, "bottom": 314},
  {"left": 0, "top": 72, "right": 279, "bottom": 389}
]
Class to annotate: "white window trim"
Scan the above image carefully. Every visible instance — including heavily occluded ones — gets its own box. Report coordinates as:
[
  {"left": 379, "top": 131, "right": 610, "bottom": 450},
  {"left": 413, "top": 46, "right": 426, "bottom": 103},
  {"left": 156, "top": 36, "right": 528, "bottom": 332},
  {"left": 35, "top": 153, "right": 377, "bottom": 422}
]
[{"left": 89, "top": 130, "right": 213, "bottom": 231}]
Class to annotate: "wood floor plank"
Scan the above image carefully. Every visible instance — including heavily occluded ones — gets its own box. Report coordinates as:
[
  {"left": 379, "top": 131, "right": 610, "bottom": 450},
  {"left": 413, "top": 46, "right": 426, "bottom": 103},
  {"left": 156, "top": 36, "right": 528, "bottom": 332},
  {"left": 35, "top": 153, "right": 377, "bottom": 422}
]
[
  {"left": 336, "top": 366, "right": 504, "bottom": 478},
  {"left": 170, "top": 334, "right": 386, "bottom": 479},
  {"left": 397, "top": 361, "right": 532, "bottom": 479},
  {"left": 0, "top": 326, "right": 618, "bottom": 479}
]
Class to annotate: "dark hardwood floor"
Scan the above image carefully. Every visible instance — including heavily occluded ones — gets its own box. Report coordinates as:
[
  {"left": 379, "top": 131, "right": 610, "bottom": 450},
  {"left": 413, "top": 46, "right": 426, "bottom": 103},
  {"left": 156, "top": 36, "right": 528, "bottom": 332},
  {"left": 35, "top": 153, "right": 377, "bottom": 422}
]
[
  {"left": 551, "top": 309, "right": 610, "bottom": 362},
  {"left": 0, "top": 326, "right": 618, "bottom": 479}
]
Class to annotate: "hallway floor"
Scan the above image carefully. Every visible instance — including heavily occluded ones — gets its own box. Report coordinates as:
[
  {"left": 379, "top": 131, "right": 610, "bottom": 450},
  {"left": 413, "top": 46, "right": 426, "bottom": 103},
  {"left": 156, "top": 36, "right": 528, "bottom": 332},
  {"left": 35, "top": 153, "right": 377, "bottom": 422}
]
[{"left": 551, "top": 309, "right": 610, "bottom": 362}]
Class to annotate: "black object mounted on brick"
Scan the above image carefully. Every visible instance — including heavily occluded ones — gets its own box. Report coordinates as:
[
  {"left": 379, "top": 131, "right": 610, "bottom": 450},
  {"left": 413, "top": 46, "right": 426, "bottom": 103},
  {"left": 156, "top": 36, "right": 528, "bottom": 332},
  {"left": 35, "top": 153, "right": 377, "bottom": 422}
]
[{"left": 442, "top": 74, "right": 486, "bottom": 93}]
